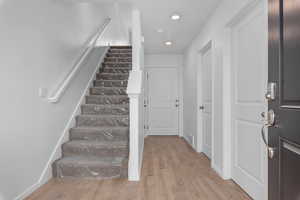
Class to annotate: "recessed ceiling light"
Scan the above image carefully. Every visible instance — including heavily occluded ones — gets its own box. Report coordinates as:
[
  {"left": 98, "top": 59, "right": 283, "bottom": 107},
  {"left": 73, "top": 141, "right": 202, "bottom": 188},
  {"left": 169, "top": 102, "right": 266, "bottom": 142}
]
[
  {"left": 165, "top": 41, "right": 173, "bottom": 46},
  {"left": 157, "top": 29, "right": 164, "bottom": 33},
  {"left": 171, "top": 13, "right": 181, "bottom": 21}
]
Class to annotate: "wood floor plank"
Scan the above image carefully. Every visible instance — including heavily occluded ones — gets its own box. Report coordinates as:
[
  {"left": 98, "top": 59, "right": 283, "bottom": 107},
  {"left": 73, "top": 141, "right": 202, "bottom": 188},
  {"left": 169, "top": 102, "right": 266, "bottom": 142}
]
[{"left": 26, "top": 136, "right": 252, "bottom": 200}]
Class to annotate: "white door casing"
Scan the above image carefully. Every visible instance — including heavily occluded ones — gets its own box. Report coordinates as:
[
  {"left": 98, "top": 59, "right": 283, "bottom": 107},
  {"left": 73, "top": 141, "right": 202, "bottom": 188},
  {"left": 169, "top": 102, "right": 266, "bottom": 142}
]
[
  {"left": 146, "top": 67, "right": 179, "bottom": 135},
  {"left": 199, "top": 45, "right": 213, "bottom": 159},
  {"left": 230, "top": 2, "right": 267, "bottom": 200}
]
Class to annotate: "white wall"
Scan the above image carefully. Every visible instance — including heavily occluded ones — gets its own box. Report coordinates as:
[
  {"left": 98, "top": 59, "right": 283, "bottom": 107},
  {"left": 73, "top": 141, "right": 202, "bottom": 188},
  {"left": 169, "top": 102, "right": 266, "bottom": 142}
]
[
  {"left": 97, "top": 2, "right": 132, "bottom": 46},
  {"left": 145, "top": 54, "right": 184, "bottom": 137},
  {"left": 183, "top": 0, "right": 257, "bottom": 177},
  {"left": 0, "top": 0, "right": 129, "bottom": 199}
]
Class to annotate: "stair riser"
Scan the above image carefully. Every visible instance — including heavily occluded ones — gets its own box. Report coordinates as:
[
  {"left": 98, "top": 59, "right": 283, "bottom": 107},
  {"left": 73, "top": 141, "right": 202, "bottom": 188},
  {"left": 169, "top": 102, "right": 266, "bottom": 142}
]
[
  {"left": 108, "top": 49, "right": 132, "bottom": 54},
  {"left": 76, "top": 116, "right": 129, "bottom": 127},
  {"left": 104, "top": 58, "right": 132, "bottom": 62},
  {"left": 106, "top": 54, "right": 131, "bottom": 58},
  {"left": 110, "top": 46, "right": 131, "bottom": 49},
  {"left": 100, "top": 68, "right": 130, "bottom": 73},
  {"left": 102, "top": 63, "right": 132, "bottom": 68},
  {"left": 86, "top": 96, "right": 129, "bottom": 105},
  {"left": 70, "top": 129, "right": 129, "bottom": 141},
  {"left": 96, "top": 74, "right": 129, "bottom": 80},
  {"left": 53, "top": 163, "right": 122, "bottom": 179},
  {"left": 90, "top": 88, "right": 127, "bottom": 96},
  {"left": 94, "top": 80, "right": 128, "bottom": 87},
  {"left": 81, "top": 105, "right": 129, "bottom": 115},
  {"left": 62, "top": 146, "right": 128, "bottom": 158}
]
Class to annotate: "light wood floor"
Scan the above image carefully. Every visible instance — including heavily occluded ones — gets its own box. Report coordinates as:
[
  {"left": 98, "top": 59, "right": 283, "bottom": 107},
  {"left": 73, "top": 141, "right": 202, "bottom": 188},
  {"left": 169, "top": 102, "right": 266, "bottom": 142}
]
[{"left": 26, "top": 136, "right": 251, "bottom": 200}]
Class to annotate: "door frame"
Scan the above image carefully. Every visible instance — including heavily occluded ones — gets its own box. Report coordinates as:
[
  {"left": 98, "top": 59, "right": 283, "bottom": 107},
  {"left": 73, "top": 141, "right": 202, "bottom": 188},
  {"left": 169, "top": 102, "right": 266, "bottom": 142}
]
[
  {"left": 144, "top": 66, "right": 183, "bottom": 137},
  {"left": 222, "top": 0, "right": 268, "bottom": 198},
  {"left": 197, "top": 41, "right": 216, "bottom": 166}
]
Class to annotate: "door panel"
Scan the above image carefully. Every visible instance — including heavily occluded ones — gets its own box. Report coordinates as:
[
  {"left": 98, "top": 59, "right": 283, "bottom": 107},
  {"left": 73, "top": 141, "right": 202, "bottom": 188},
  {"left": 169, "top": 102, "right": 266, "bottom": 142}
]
[
  {"left": 268, "top": 0, "right": 300, "bottom": 199},
  {"left": 201, "top": 46, "right": 212, "bottom": 158},
  {"left": 235, "top": 120, "right": 262, "bottom": 181},
  {"left": 146, "top": 68, "right": 179, "bottom": 135},
  {"left": 231, "top": 3, "right": 267, "bottom": 199}
]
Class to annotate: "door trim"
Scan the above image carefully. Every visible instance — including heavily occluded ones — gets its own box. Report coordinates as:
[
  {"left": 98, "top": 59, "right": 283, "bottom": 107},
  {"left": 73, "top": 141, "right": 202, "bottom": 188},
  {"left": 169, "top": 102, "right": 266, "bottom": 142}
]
[
  {"left": 144, "top": 66, "right": 183, "bottom": 137},
  {"left": 223, "top": 0, "right": 268, "bottom": 199},
  {"left": 197, "top": 41, "right": 216, "bottom": 167}
]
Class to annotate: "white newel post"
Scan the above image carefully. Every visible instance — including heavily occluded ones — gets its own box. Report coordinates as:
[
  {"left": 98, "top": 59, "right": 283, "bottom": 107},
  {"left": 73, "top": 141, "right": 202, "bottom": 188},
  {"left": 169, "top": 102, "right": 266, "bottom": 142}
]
[
  {"left": 127, "top": 70, "right": 143, "bottom": 181},
  {"left": 128, "top": 94, "right": 140, "bottom": 181},
  {"left": 127, "top": 9, "right": 144, "bottom": 181}
]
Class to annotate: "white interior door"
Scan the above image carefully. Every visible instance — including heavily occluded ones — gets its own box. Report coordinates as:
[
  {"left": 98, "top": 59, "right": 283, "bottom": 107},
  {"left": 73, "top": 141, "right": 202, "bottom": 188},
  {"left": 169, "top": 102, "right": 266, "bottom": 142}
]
[
  {"left": 146, "top": 67, "right": 179, "bottom": 135},
  {"left": 231, "top": 3, "right": 267, "bottom": 200},
  {"left": 201, "top": 46, "right": 212, "bottom": 159}
]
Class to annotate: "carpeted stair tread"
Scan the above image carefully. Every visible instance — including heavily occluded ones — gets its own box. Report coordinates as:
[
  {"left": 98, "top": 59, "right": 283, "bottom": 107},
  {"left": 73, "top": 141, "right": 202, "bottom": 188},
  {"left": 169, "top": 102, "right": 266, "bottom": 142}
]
[
  {"left": 52, "top": 156, "right": 125, "bottom": 179},
  {"left": 90, "top": 87, "right": 127, "bottom": 95},
  {"left": 63, "top": 140, "right": 128, "bottom": 150},
  {"left": 76, "top": 114, "right": 129, "bottom": 127},
  {"left": 86, "top": 95, "right": 129, "bottom": 105},
  {"left": 94, "top": 80, "right": 128, "bottom": 87},
  {"left": 104, "top": 58, "right": 132, "bottom": 62},
  {"left": 70, "top": 126, "right": 129, "bottom": 141},
  {"left": 81, "top": 104, "right": 129, "bottom": 115},
  {"left": 102, "top": 63, "right": 132, "bottom": 68},
  {"left": 102, "top": 62, "right": 132, "bottom": 65},
  {"left": 108, "top": 49, "right": 132, "bottom": 53},
  {"left": 106, "top": 53, "right": 132, "bottom": 58},
  {"left": 62, "top": 140, "right": 129, "bottom": 158},
  {"left": 96, "top": 73, "right": 129, "bottom": 81},
  {"left": 100, "top": 68, "right": 130, "bottom": 74},
  {"left": 110, "top": 45, "right": 132, "bottom": 49},
  {"left": 97, "top": 72, "right": 129, "bottom": 76},
  {"left": 55, "top": 156, "right": 124, "bottom": 166}
]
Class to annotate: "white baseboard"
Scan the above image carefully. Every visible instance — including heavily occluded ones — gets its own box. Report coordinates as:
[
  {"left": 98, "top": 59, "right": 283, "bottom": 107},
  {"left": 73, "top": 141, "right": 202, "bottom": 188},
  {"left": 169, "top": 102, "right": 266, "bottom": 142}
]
[
  {"left": 211, "top": 162, "right": 224, "bottom": 179},
  {"left": 14, "top": 47, "right": 109, "bottom": 200},
  {"left": 182, "top": 134, "right": 197, "bottom": 151}
]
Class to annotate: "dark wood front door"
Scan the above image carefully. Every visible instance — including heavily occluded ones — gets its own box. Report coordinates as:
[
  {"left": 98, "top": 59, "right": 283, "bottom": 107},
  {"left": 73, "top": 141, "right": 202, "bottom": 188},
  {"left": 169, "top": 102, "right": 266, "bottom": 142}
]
[{"left": 268, "top": 0, "right": 300, "bottom": 199}]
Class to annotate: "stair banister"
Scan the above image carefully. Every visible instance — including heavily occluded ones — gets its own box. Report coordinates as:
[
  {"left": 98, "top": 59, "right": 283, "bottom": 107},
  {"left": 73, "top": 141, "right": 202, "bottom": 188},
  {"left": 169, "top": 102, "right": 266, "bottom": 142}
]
[
  {"left": 127, "top": 9, "right": 145, "bottom": 181},
  {"left": 47, "top": 18, "right": 111, "bottom": 103}
]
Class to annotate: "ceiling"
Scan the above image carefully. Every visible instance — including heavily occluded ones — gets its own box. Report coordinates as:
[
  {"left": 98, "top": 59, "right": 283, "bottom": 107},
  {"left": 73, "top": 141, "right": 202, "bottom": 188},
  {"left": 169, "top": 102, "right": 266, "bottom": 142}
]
[
  {"left": 64, "top": 0, "right": 222, "bottom": 54},
  {"left": 131, "top": 0, "right": 221, "bottom": 54}
]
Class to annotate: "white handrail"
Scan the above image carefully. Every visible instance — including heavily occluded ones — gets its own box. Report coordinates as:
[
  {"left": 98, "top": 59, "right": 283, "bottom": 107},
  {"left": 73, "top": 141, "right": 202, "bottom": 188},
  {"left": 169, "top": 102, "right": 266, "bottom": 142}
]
[{"left": 48, "top": 18, "right": 111, "bottom": 103}]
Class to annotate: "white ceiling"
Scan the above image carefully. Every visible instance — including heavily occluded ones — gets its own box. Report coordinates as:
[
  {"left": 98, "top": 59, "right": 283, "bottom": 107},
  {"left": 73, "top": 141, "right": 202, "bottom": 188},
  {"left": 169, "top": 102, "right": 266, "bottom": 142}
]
[
  {"left": 65, "top": 0, "right": 222, "bottom": 54},
  {"left": 131, "top": 0, "right": 222, "bottom": 54}
]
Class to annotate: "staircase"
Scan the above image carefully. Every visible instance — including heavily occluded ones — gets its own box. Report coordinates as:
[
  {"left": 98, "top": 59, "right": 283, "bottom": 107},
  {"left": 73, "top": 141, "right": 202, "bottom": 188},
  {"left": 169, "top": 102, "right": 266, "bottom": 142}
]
[{"left": 52, "top": 46, "right": 132, "bottom": 179}]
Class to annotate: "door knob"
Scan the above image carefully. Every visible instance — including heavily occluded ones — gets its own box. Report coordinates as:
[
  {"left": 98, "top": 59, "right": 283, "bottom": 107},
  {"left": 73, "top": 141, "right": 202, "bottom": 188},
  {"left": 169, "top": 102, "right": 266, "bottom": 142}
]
[
  {"left": 261, "top": 110, "right": 275, "bottom": 126},
  {"left": 199, "top": 106, "right": 204, "bottom": 110},
  {"left": 261, "top": 125, "right": 277, "bottom": 159},
  {"left": 261, "top": 109, "right": 277, "bottom": 159}
]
